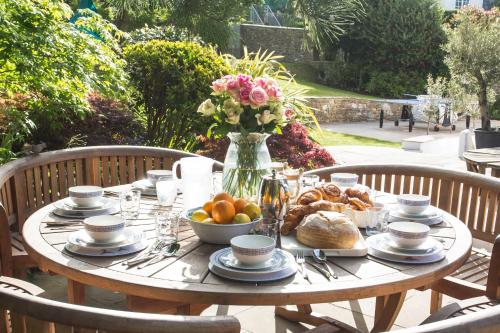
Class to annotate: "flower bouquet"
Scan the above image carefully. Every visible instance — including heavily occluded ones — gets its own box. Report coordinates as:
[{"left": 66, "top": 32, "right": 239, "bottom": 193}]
[{"left": 197, "top": 74, "right": 293, "bottom": 199}]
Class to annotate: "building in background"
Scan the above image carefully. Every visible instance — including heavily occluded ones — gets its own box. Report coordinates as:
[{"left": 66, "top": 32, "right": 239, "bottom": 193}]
[{"left": 440, "top": 0, "right": 484, "bottom": 10}]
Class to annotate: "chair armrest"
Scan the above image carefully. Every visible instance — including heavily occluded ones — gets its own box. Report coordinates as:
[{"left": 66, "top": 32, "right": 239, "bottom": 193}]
[
  {"left": 0, "top": 203, "right": 13, "bottom": 276},
  {"left": 0, "top": 276, "right": 45, "bottom": 296},
  {"left": 486, "top": 234, "right": 500, "bottom": 300}
]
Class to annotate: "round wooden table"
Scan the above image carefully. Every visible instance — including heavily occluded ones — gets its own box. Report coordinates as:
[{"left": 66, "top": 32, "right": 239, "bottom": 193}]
[
  {"left": 22, "top": 186, "right": 472, "bottom": 332},
  {"left": 463, "top": 147, "right": 500, "bottom": 175}
]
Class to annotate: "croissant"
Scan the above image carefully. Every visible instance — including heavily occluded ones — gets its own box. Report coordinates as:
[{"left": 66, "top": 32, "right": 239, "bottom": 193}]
[
  {"left": 281, "top": 200, "right": 346, "bottom": 235},
  {"left": 317, "top": 183, "right": 348, "bottom": 203},
  {"left": 345, "top": 188, "right": 372, "bottom": 205},
  {"left": 296, "top": 189, "right": 323, "bottom": 205},
  {"left": 348, "top": 197, "right": 371, "bottom": 211}
]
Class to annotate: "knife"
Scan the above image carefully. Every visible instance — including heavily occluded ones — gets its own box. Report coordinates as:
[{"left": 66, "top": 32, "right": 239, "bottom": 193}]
[{"left": 308, "top": 262, "right": 332, "bottom": 280}]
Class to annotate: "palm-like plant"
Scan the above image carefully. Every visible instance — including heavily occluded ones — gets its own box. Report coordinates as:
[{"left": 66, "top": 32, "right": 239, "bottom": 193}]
[{"left": 290, "top": 0, "right": 365, "bottom": 50}]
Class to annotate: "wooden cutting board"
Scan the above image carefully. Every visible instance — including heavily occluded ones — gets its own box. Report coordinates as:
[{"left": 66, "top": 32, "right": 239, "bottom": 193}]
[{"left": 281, "top": 229, "right": 367, "bottom": 257}]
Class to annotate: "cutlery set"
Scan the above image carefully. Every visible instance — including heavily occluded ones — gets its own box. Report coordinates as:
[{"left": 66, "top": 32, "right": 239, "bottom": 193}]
[
  {"left": 296, "top": 249, "right": 338, "bottom": 281},
  {"left": 124, "top": 241, "right": 180, "bottom": 269}
]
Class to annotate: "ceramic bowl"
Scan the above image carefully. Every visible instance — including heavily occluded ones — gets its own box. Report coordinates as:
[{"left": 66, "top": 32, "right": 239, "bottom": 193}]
[
  {"left": 388, "top": 221, "right": 430, "bottom": 248},
  {"left": 397, "top": 194, "right": 431, "bottom": 215},
  {"left": 230, "top": 235, "right": 275, "bottom": 266},
  {"left": 330, "top": 173, "right": 359, "bottom": 188},
  {"left": 83, "top": 215, "right": 125, "bottom": 243},
  {"left": 69, "top": 186, "right": 104, "bottom": 207},
  {"left": 147, "top": 170, "right": 173, "bottom": 186},
  {"left": 182, "top": 208, "right": 259, "bottom": 245}
]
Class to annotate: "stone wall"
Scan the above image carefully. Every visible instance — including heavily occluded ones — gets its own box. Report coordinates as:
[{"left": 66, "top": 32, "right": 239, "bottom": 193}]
[
  {"left": 238, "top": 24, "right": 312, "bottom": 62},
  {"left": 305, "top": 97, "right": 402, "bottom": 123}
]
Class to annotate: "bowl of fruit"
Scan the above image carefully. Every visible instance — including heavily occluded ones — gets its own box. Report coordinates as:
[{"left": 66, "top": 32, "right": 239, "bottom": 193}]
[{"left": 182, "top": 192, "right": 261, "bottom": 244}]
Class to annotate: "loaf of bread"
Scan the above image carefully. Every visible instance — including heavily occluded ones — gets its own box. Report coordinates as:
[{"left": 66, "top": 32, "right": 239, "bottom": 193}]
[
  {"left": 281, "top": 200, "right": 346, "bottom": 235},
  {"left": 296, "top": 211, "right": 359, "bottom": 249}
]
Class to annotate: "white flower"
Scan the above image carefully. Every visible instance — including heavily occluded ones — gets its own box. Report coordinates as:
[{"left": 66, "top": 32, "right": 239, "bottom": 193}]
[
  {"left": 197, "top": 99, "right": 216, "bottom": 116},
  {"left": 223, "top": 98, "right": 243, "bottom": 115},
  {"left": 226, "top": 110, "right": 240, "bottom": 125},
  {"left": 255, "top": 110, "right": 277, "bottom": 125}
]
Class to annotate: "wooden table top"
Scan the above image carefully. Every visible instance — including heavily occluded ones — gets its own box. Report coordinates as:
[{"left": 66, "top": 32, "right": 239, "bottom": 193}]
[
  {"left": 463, "top": 148, "right": 500, "bottom": 165},
  {"left": 22, "top": 187, "right": 472, "bottom": 306}
]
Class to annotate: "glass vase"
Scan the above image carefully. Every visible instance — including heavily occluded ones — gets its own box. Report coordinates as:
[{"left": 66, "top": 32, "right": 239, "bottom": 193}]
[{"left": 222, "top": 132, "right": 272, "bottom": 200}]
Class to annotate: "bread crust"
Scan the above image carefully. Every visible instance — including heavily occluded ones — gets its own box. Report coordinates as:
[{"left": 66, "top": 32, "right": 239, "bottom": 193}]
[{"left": 281, "top": 200, "right": 346, "bottom": 235}]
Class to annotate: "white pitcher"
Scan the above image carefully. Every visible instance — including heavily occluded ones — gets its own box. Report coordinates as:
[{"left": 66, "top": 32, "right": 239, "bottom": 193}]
[{"left": 172, "top": 157, "right": 214, "bottom": 210}]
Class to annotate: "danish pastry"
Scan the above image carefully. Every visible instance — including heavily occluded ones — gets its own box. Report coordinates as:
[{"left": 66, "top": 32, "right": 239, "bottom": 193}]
[{"left": 296, "top": 189, "right": 323, "bottom": 205}]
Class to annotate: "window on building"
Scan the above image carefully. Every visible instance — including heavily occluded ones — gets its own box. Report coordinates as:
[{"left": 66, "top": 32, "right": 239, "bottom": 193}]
[{"left": 455, "top": 0, "right": 470, "bottom": 9}]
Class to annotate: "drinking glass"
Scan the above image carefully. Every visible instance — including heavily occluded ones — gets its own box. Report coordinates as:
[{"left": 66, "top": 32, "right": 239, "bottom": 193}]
[
  {"left": 366, "top": 204, "right": 388, "bottom": 236},
  {"left": 156, "top": 176, "right": 177, "bottom": 207},
  {"left": 120, "top": 189, "right": 141, "bottom": 220},
  {"left": 253, "top": 218, "right": 281, "bottom": 246},
  {"left": 301, "top": 174, "right": 320, "bottom": 189},
  {"left": 155, "top": 211, "right": 179, "bottom": 245}
]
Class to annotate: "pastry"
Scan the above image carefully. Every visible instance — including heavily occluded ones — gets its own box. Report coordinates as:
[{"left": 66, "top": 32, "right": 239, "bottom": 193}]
[
  {"left": 345, "top": 187, "right": 372, "bottom": 205},
  {"left": 296, "top": 211, "right": 359, "bottom": 249},
  {"left": 317, "top": 183, "right": 348, "bottom": 203},
  {"left": 296, "top": 189, "right": 323, "bottom": 205},
  {"left": 281, "top": 200, "right": 346, "bottom": 235},
  {"left": 348, "top": 197, "right": 371, "bottom": 211}
]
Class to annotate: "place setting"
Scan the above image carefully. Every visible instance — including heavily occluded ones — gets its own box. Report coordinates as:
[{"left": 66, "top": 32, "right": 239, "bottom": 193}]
[
  {"left": 388, "top": 194, "right": 444, "bottom": 226},
  {"left": 52, "top": 186, "right": 120, "bottom": 218}
]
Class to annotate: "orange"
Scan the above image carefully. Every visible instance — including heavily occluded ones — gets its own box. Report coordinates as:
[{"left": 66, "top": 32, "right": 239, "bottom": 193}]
[
  {"left": 202, "top": 217, "right": 216, "bottom": 224},
  {"left": 212, "top": 200, "right": 236, "bottom": 224},
  {"left": 202, "top": 200, "right": 213, "bottom": 216},
  {"left": 233, "top": 198, "right": 248, "bottom": 213},
  {"left": 243, "top": 202, "right": 261, "bottom": 220},
  {"left": 213, "top": 192, "right": 235, "bottom": 205}
]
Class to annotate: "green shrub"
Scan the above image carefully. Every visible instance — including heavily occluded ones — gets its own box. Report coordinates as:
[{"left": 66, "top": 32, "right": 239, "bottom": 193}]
[
  {"left": 124, "top": 40, "right": 229, "bottom": 150},
  {"left": 365, "top": 70, "right": 427, "bottom": 98},
  {"left": 127, "top": 25, "right": 204, "bottom": 45}
]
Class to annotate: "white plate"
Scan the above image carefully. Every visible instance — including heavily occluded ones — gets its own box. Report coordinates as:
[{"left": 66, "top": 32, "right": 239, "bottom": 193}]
[
  {"left": 218, "top": 248, "right": 281, "bottom": 271},
  {"left": 389, "top": 210, "right": 443, "bottom": 226},
  {"left": 209, "top": 248, "right": 297, "bottom": 282},
  {"left": 396, "top": 207, "right": 438, "bottom": 218},
  {"left": 60, "top": 197, "right": 105, "bottom": 210},
  {"left": 281, "top": 229, "right": 367, "bottom": 257},
  {"left": 65, "top": 239, "right": 147, "bottom": 257},
  {"left": 386, "top": 236, "right": 442, "bottom": 254},
  {"left": 67, "top": 229, "right": 145, "bottom": 250},
  {"left": 366, "top": 234, "right": 445, "bottom": 264},
  {"left": 53, "top": 198, "right": 119, "bottom": 218}
]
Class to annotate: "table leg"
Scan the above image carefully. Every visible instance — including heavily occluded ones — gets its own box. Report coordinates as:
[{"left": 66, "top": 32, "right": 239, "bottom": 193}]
[
  {"left": 372, "top": 291, "right": 406, "bottom": 333},
  {"left": 67, "top": 279, "right": 85, "bottom": 305},
  {"left": 126, "top": 295, "right": 209, "bottom": 315},
  {"left": 275, "top": 305, "right": 361, "bottom": 332}
]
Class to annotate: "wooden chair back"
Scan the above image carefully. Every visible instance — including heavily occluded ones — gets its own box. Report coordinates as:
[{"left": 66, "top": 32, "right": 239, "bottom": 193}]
[
  {"left": 305, "top": 164, "right": 500, "bottom": 243},
  {"left": 0, "top": 146, "right": 223, "bottom": 231},
  {"left": 0, "top": 276, "right": 240, "bottom": 333}
]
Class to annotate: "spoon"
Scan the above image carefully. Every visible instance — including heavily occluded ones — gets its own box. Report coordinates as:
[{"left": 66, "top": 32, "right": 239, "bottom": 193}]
[{"left": 312, "top": 249, "right": 338, "bottom": 279}]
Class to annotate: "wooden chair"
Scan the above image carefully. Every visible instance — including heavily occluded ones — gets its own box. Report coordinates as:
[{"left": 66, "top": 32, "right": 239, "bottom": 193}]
[
  {"left": 304, "top": 164, "right": 500, "bottom": 313},
  {"left": 0, "top": 146, "right": 223, "bottom": 277},
  {"left": 0, "top": 276, "right": 240, "bottom": 333}
]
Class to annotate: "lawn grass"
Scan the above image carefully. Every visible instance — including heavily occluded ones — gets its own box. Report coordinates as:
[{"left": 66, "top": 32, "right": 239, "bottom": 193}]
[{"left": 310, "top": 128, "right": 400, "bottom": 148}]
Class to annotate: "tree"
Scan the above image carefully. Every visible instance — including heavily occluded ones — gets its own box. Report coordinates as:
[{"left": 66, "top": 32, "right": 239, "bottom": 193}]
[
  {"left": 0, "top": 0, "right": 127, "bottom": 139},
  {"left": 443, "top": 7, "right": 500, "bottom": 129}
]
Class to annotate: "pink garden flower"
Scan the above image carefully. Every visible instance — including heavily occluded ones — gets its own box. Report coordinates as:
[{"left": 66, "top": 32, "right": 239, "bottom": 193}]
[
  {"left": 266, "top": 85, "right": 283, "bottom": 101},
  {"left": 239, "top": 86, "right": 252, "bottom": 105},
  {"left": 211, "top": 79, "right": 226, "bottom": 95},
  {"left": 226, "top": 78, "right": 240, "bottom": 93},
  {"left": 249, "top": 86, "right": 269, "bottom": 108},
  {"left": 237, "top": 74, "right": 252, "bottom": 87}
]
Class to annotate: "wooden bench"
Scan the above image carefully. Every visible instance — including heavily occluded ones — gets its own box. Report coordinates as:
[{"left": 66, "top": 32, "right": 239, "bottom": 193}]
[
  {"left": 0, "top": 146, "right": 223, "bottom": 277},
  {"left": 304, "top": 164, "right": 500, "bottom": 313},
  {"left": 0, "top": 276, "right": 240, "bottom": 333}
]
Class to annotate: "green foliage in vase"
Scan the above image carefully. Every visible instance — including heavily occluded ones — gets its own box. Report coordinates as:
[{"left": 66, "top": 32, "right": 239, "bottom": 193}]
[
  {"left": 0, "top": 0, "right": 127, "bottom": 145},
  {"left": 443, "top": 7, "right": 500, "bottom": 129},
  {"left": 124, "top": 40, "right": 229, "bottom": 150},
  {"left": 333, "top": 0, "right": 447, "bottom": 97}
]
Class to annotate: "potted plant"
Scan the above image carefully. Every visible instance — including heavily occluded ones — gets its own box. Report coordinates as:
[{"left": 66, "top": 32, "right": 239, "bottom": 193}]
[{"left": 443, "top": 7, "right": 500, "bottom": 148}]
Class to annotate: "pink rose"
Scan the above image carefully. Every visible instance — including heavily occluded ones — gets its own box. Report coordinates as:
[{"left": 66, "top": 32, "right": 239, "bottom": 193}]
[
  {"left": 226, "top": 78, "right": 239, "bottom": 93},
  {"left": 239, "top": 86, "right": 252, "bottom": 105},
  {"left": 223, "top": 75, "right": 235, "bottom": 81},
  {"left": 211, "top": 79, "right": 226, "bottom": 95},
  {"left": 249, "top": 86, "right": 269, "bottom": 108},
  {"left": 237, "top": 74, "right": 252, "bottom": 87},
  {"left": 254, "top": 77, "right": 268, "bottom": 89},
  {"left": 266, "top": 85, "right": 283, "bottom": 101}
]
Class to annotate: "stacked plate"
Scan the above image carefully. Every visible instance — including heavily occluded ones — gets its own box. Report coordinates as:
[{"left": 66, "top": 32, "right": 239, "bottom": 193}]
[
  {"left": 388, "top": 207, "right": 443, "bottom": 226},
  {"left": 209, "top": 248, "right": 297, "bottom": 282},
  {"left": 367, "top": 233, "right": 445, "bottom": 264},
  {"left": 64, "top": 229, "right": 147, "bottom": 257},
  {"left": 53, "top": 197, "right": 119, "bottom": 218},
  {"left": 132, "top": 179, "right": 157, "bottom": 196}
]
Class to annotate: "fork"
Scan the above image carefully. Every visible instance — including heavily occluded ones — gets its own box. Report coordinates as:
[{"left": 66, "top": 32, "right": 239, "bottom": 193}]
[
  {"left": 124, "top": 240, "right": 165, "bottom": 266},
  {"left": 296, "top": 251, "right": 309, "bottom": 281}
]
